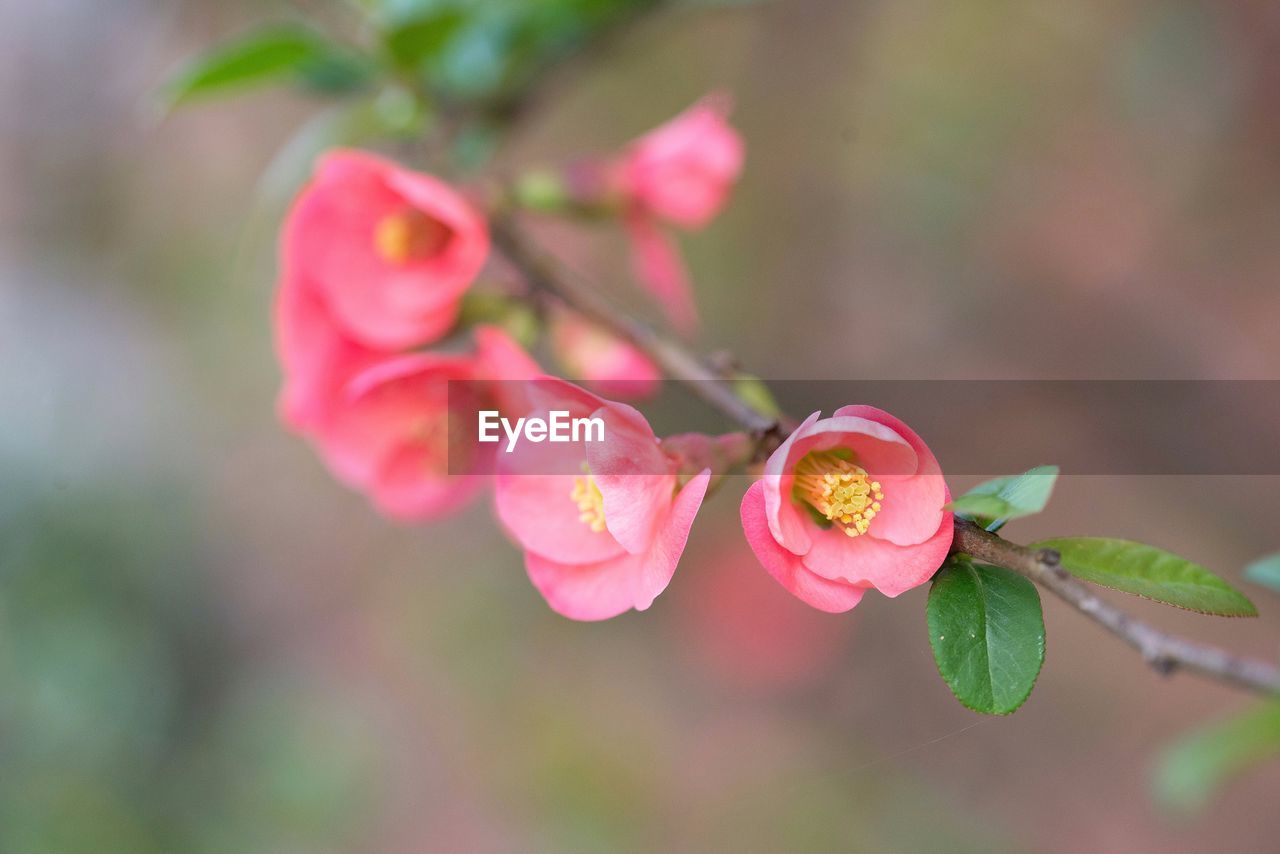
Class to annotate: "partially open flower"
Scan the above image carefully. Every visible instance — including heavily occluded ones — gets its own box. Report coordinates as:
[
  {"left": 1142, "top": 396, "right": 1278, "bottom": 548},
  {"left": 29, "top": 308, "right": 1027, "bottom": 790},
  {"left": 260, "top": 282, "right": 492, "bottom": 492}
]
[
  {"left": 495, "top": 379, "right": 709, "bottom": 620},
  {"left": 740, "top": 406, "right": 953, "bottom": 612},
  {"left": 613, "top": 95, "right": 744, "bottom": 334},
  {"left": 620, "top": 93, "right": 744, "bottom": 230},
  {"left": 283, "top": 149, "right": 488, "bottom": 350},
  {"left": 549, "top": 307, "right": 660, "bottom": 399}
]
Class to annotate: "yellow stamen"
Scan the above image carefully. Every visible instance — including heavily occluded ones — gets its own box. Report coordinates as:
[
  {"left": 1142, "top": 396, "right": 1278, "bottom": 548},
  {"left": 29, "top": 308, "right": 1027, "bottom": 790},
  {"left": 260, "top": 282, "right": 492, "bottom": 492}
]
[
  {"left": 570, "top": 471, "right": 607, "bottom": 533},
  {"left": 374, "top": 209, "right": 452, "bottom": 264},
  {"left": 792, "top": 449, "right": 886, "bottom": 538}
]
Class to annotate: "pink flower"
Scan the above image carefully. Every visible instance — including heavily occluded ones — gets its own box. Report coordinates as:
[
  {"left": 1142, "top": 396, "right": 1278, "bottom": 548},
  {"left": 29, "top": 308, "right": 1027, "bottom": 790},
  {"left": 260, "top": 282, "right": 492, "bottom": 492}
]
[
  {"left": 621, "top": 94, "right": 744, "bottom": 229},
  {"left": 615, "top": 95, "right": 744, "bottom": 334},
  {"left": 284, "top": 149, "right": 489, "bottom": 350},
  {"left": 274, "top": 259, "right": 380, "bottom": 432},
  {"left": 315, "top": 351, "right": 484, "bottom": 520},
  {"left": 549, "top": 308, "right": 661, "bottom": 399},
  {"left": 287, "top": 324, "right": 539, "bottom": 521},
  {"left": 495, "top": 379, "right": 710, "bottom": 620},
  {"left": 740, "top": 406, "right": 953, "bottom": 612}
]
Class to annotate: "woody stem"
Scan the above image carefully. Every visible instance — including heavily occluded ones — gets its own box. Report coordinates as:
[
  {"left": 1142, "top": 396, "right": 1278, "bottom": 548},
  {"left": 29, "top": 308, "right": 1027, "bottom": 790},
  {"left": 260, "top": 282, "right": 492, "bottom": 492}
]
[{"left": 491, "top": 212, "right": 1280, "bottom": 698}]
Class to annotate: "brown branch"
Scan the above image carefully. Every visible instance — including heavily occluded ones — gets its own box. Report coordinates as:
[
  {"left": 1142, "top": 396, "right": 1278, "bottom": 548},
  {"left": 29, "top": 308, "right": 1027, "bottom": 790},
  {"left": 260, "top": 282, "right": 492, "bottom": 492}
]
[
  {"left": 953, "top": 520, "right": 1280, "bottom": 695},
  {"left": 491, "top": 214, "right": 1280, "bottom": 698}
]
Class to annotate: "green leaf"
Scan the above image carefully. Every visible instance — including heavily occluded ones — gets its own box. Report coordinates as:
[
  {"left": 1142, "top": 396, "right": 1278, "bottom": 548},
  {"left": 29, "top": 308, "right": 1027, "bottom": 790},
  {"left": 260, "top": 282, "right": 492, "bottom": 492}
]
[
  {"left": 1033, "top": 537, "right": 1258, "bottom": 617},
  {"left": 1244, "top": 552, "right": 1280, "bottom": 594},
  {"left": 945, "top": 465, "right": 1058, "bottom": 528},
  {"left": 927, "top": 557, "right": 1045, "bottom": 715},
  {"left": 1155, "top": 702, "right": 1280, "bottom": 811},
  {"left": 384, "top": 10, "right": 466, "bottom": 69},
  {"left": 160, "top": 26, "right": 369, "bottom": 108}
]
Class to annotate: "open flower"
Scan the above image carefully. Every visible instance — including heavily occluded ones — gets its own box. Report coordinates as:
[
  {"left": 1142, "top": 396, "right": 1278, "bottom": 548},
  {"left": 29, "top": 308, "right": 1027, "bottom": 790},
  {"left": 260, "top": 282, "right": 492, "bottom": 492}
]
[
  {"left": 549, "top": 307, "right": 661, "bottom": 399},
  {"left": 284, "top": 149, "right": 488, "bottom": 350},
  {"left": 287, "top": 324, "right": 538, "bottom": 521},
  {"left": 495, "top": 379, "right": 709, "bottom": 620},
  {"left": 615, "top": 95, "right": 744, "bottom": 334},
  {"left": 740, "top": 406, "right": 953, "bottom": 612}
]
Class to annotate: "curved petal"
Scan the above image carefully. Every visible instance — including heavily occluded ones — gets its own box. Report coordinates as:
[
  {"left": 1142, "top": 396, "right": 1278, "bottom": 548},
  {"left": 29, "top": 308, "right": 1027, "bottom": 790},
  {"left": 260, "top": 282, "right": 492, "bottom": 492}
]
[
  {"left": 370, "top": 446, "right": 483, "bottom": 521},
  {"left": 525, "top": 550, "right": 644, "bottom": 621},
  {"left": 273, "top": 267, "right": 378, "bottom": 432},
  {"left": 625, "top": 212, "right": 698, "bottom": 334},
  {"left": 630, "top": 469, "right": 710, "bottom": 610},
  {"left": 495, "top": 437, "right": 625, "bottom": 565},
  {"left": 801, "top": 516, "right": 954, "bottom": 597},
  {"left": 762, "top": 411, "right": 823, "bottom": 556},
  {"left": 866, "top": 473, "right": 949, "bottom": 546},
  {"left": 587, "top": 405, "right": 673, "bottom": 554},
  {"left": 741, "top": 482, "right": 867, "bottom": 613}
]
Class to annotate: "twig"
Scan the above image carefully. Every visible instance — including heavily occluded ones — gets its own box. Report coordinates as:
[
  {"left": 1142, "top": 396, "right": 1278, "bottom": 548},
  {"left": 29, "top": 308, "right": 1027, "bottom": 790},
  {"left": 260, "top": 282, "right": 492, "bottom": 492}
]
[
  {"left": 491, "top": 213, "right": 1280, "bottom": 699},
  {"left": 953, "top": 520, "right": 1280, "bottom": 695},
  {"left": 490, "top": 215, "right": 786, "bottom": 444}
]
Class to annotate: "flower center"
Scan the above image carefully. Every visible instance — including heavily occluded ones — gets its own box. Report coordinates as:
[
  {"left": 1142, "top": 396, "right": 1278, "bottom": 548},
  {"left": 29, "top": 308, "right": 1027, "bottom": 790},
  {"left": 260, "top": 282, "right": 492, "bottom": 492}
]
[
  {"left": 570, "top": 470, "right": 607, "bottom": 533},
  {"left": 374, "top": 209, "right": 452, "bottom": 264},
  {"left": 792, "top": 449, "right": 884, "bottom": 538}
]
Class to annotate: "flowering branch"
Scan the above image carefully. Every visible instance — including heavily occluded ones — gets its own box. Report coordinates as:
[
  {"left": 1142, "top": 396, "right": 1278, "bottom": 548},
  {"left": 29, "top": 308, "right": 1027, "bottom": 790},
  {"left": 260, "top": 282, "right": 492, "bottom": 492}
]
[{"left": 490, "top": 214, "right": 1280, "bottom": 699}]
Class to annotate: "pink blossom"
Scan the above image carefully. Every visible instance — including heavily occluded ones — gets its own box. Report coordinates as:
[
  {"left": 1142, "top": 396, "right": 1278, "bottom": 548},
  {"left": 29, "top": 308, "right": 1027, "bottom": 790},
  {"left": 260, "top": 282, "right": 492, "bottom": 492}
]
[
  {"left": 549, "top": 308, "right": 661, "bottom": 399},
  {"left": 621, "top": 94, "right": 744, "bottom": 229},
  {"left": 285, "top": 324, "right": 539, "bottom": 521},
  {"left": 494, "top": 378, "right": 709, "bottom": 620},
  {"left": 283, "top": 149, "right": 488, "bottom": 350},
  {"left": 615, "top": 95, "right": 744, "bottom": 334},
  {"left": 740, "top": 406, "right": 953, "bottom": 612},
  {"left": 314, "top": 351, "right": 484, "bottom": 520}
]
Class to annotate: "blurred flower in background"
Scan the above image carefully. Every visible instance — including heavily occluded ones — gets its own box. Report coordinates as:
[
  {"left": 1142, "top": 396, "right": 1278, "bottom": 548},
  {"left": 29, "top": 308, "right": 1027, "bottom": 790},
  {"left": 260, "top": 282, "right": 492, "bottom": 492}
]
[{"left": 4, "top": 0, "right": 1280, "bottom": 851}]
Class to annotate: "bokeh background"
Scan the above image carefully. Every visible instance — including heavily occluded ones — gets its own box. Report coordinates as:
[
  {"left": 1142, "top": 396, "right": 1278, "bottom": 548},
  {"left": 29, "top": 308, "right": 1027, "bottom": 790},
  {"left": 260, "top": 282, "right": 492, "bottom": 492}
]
[{"left": 4, "top": 0, "right": 1280, "bottom": 851}]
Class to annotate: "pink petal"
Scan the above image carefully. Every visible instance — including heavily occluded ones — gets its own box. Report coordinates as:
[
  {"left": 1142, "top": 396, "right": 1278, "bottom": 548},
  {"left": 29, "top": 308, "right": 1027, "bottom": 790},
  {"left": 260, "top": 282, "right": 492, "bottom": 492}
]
[
  {"left": 370, "top": 445, "right": 484, "bottom": 521},
  {"left": 866, "top": 473, "right": 949, "bottom": 546},
  {"left": 494, "top": 437, "right": 626, "bottom": 566},
  {"left": 586, "top": 405, "right": 673, "bottom": 554},
  {"left": 625, "top": 212, "right": 699, "bottom": 334},
  {"left": 525, "top": 550, "right": 647, "bottom": 621},
  {"left": 800, "top": 516, "right": 954, "bottom": 598},
  {"left": 762, "top": 411, "right": 823, "bottom": 556},
  {"left": 741, "top": 482, "right": 867, "bottom": 613},
  {"left": 630, "top": 468, "right": 710, "bottom": 610}
]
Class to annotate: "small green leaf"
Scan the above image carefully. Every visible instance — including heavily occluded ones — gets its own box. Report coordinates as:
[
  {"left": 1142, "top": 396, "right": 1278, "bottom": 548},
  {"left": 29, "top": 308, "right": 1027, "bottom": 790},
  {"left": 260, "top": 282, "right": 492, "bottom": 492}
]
[
  {"left": 161, "top": 26, "right": 373, "bottom": 108},
  {"left": 1155, "top": 702, "right": 1280, "bottom": 811},
  {"left": 1245, "top": 552, "right": 1280, "bottom": 594},
  {"left": 945, "top": 465, "right": 1058, "bottom": 528},
  {"left": 927, "top": 557, "right": 1045, "bottom": 715},
  {"left": 384, "top": 10, "right": 466, "bottom": 69},
  {"left": 1034, "top": 537, "right": 1257, "bottom": 617}
]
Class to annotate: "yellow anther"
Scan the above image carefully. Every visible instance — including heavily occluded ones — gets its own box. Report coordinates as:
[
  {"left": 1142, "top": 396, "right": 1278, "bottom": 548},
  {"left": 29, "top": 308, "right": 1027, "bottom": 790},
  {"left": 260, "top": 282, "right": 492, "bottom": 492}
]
[
  {"left": 570, "top": 472, "right": 607, "bottom": 533},
  {"left": 792, "top": 449, "right": 887, "bottom": 538},
  {"left": 374, "top": 209, "right": 452, "bottom": 264}
]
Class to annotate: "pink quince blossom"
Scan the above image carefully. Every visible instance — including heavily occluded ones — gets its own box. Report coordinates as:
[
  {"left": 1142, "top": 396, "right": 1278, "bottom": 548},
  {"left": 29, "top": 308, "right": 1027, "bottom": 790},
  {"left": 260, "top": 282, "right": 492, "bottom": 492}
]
[
  {"left": 286, "top": 323, "right": 539, "bottom": 521},
  {"left": 284, "top": 148, "right": 489, "bottom": 350},
  {"left": 495, "top": 378, "right": 710, "bottom": 620},
  {"left": 741, "top": 406, "right": 953, "bottom": 613},
  {"left": 621, "top": 93, "right": 744, "bottom": 229},
  {"left": 549, "top": 308, "right": 661, "bottom": 399},
  {"left": 615, "top": 95, "right": 744, "bottom": 334}
]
